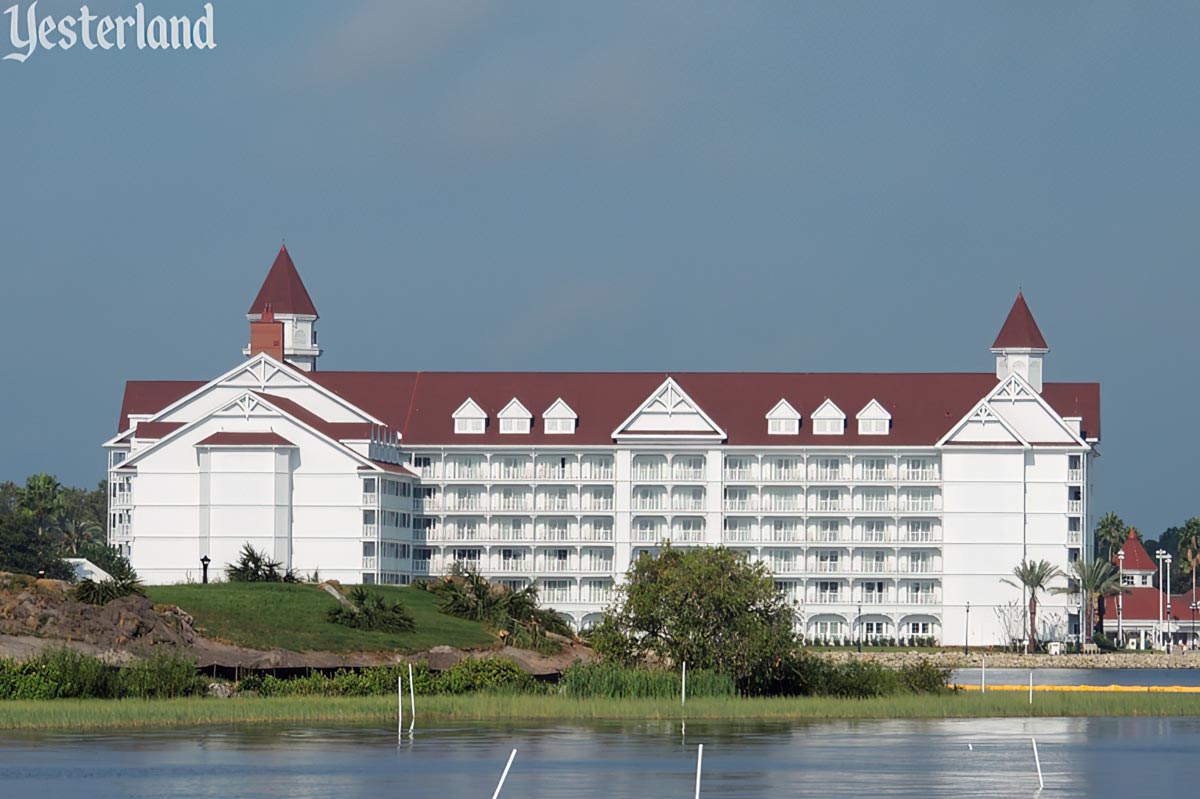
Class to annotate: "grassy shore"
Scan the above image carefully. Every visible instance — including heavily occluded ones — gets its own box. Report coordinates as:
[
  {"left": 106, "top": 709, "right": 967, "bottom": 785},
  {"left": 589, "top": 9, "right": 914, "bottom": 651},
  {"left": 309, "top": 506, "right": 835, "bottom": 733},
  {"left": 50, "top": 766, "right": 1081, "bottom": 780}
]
[
  {"left": 4, "top": 691, "right": 1200, "bottom": 731},
  {"left": 145, "top": 583, "right": 496, "bottom": 652}
]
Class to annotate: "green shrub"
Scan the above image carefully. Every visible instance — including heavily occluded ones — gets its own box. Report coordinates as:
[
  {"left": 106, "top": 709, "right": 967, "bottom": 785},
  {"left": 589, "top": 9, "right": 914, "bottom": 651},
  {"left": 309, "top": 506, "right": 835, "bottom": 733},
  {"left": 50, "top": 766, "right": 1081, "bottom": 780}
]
[
  {"left": 74, "top": 575, "right": 146, "bottom": 605},
  {"left": 244, "top": 659, "right": 536, "bottom": 698},
  {"left": 559, "top": 663, "right": 735, "bottom": 699},
  {"left": 327, "top": 587, "right": 416, "bottom": 633},
  {"left": 0, "top": 648, "right": 119, "bottom": 699},
  {"left": 435, "top": 657, "right": 540, "bottom": 695},
  {"left": 119, "top": 649, "right": 202, "bottom": 699},
  {"left": 225, "top": 544, "right": 298, "bottom": 583},
  {"left": 898, "top": 658, "right": 953, "bottom": 694}
]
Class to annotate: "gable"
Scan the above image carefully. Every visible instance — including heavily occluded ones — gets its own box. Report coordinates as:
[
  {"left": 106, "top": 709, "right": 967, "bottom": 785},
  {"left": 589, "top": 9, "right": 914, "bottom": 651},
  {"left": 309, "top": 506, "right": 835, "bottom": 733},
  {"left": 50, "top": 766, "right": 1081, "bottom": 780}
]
[
  {"left": 766, "top": 399, "right": 801, "bottom": 420},
  {"left": 812, "top": 399, "right": 846, "bottom": 420},
  {"left": 498, "top": 398, "right": 532, "bottom": 419},
  {"left": 141, "top": 355, "right": 380, "bottom": 432},
  {"left": 940, "top": 400, "right": 1027, "bottom": 446},
  {"left": 985, "top": 376, "right": 1086, "bottom": 445},
  {"left": 453, "top": 398, "right": 487, "bottom": 419},
  {"left": 543, "top": 398, "right": 577, "bottom": 419},
  {"left": 856, "top": 399, "right": 891, "bottom": 420},
  {"left": 612, "top": 377, "right": 726, "bottom": 439}
]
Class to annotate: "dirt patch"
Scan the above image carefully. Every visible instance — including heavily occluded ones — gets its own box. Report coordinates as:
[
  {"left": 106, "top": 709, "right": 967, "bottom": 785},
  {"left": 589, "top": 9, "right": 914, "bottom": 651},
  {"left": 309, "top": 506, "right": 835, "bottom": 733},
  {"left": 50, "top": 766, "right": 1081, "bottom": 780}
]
[{"left": 0, "top": 572, "right": 594, "bottom": 676}]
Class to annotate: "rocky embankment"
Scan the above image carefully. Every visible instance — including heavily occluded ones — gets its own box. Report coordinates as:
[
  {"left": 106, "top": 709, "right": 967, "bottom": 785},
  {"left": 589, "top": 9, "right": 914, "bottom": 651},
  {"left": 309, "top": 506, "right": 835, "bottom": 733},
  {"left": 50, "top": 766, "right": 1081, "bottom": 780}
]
[
  {"left": 823, "top": 649, "right": 1200, "bottom": 670},
  {"left": 0, "top": 572, "right": 592, "bottom": 675}
]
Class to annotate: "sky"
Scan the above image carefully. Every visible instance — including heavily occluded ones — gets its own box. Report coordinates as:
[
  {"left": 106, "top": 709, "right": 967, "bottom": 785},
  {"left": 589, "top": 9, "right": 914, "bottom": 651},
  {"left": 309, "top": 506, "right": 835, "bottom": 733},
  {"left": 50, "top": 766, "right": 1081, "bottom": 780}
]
[{"left": 0, "top": 1, "right": 1196, "bottom": 534}]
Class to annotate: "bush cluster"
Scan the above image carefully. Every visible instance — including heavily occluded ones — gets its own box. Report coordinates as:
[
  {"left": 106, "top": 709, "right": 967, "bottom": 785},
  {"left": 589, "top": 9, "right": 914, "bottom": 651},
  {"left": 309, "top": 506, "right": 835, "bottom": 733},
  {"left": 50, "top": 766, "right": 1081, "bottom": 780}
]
[
  {"left": 558, "top": 663, "right": 735, "bottom": 699},
  {"left": 327, "top": 587, "right": 416, "bottom": 633},
  {"left": 746, "top": 652, "right": 952, "bottom": 698},
  {"left": 0, "top": 648, "right": 203, "bottom": 700},
  {"left": 225, "top": 544, "right": 298, "bottom": 583},
  {"left": 241, "top": 657, "right": 542, "bottom": 697}
]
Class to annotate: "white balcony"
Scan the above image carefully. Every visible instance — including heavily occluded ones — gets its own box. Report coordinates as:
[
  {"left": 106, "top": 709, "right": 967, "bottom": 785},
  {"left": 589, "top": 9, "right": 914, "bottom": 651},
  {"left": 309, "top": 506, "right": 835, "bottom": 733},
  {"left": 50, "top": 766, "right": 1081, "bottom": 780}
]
[
  {"left": 494, "top": 528, "right": 530, "bottom": 541},
  {"left": 582, "top": 466, "right": 615, "bottom": 481},
  {"left": 410, "top": 559, "right": 431, "bottom": 574},
  {"left": 858, "top": 497, "right": 895, "bottom": 513},
  {"left": 1068, "top": 469, "right": 1083, "bottom": 482},
  {"left": 724, "top": 529, "right": 755, "bottom": 543},
  {"left": 761, "top": 497, "right": 804, "bottom": 512},
  {"left": 860, "top": 593, "right": 888, "bottom": 604},
  {"left": 814, "top": 468, "right": 844, "bottom": 482},
  {"left": 860, "top": 469, "right": 890, "bottom": 482},
  {"left": 542, "top": 589, "right": 572, "bottom": 604},
  {"left": 632, "top": 498, "right": 666, "bottom": 511},
  {"left": 583, "top": 498, "right": 614, "bottom": 511},
  {"left": 900, "top": 469, "right": 939, "bottom": 482},
  {"left": 497, "top": 466, "right": 533, "bottom": 481},
  {"left": 769, "top": 560, "right": 802, "bottom": 574},
  {"left": 362, "top": 556, "right": 376, "bottom": 570},
  {"left": 115, "top": 492, "right": 132, "bottom": 506},
  {"left": 540, "top": 529, "right": 575, "bottom": 542},
  {"left": 497, "top": 560, "right": 530, "bottom": 573},
  {"left": 495, "top": 497, "right": 531, "bottom": 511},
  {"left": 724, "top": 499, "right": 756, "bottom": 512},
  {"left": 860, "top": 562, "right": 891, "bottom": 574},
  {"left": 580, "top": 527, "right": 615, "bottom": 542},
  {"left": 724, "top": 468, "right": 755, "bottom": 481},
  {"left": 814, "top": 562, "right": 841, "bottom": 574},
  {"left": 862, "top": 530, "right": 890, "bottom": 543},
  {"left": 767, "top": 469, "right": 805, "bottom": 483},
  {"left": 536, "top": 467, "right": 573, "bottom": 481},
  {"left": 446, "top": 496, "right": 487, "bottom": 512},
  {"left": 1068, "top": 500, "right": 1083, "bottom": 513},
  {"left": 585, "top": 589, "right": 613, "bottom": 604},
  {"left": 813, "top": 498, "right": 846, "bottom": 512},
  {"left": 905, "top": 594, "right": 938, "bottom": 605},
  {"left": 540, "top": 498, "right": 576, "bottom": 512},
  {"left": 900, "top": 497, "right": 940, "bottom": 513},
  {"left": 812, "top": 530, "right": 841, "bottom": 543},
  {"left": 673, "top": 468, "right": 705, "bottom": 482},
  {"left": 633, "top": 529, "right": 667, "bottom": 543},
  {"left": 362, "top": 493, "right": 377, "bottom": 505},
  {"left": 362, "top": 524, "right": 378, "bottom": 537},
  {"left": 902, "top": 562, "right": 932, "bottom": 574},
  {"left": 413, "top": 498, "right": 439, "bottom": 512},
  {"left": 583, "top": 560, "right": 614, "bottom": 573},
  {"left": 769, "top": 528, "right": 803, "bottom": 543},
  {"left": 447, "top": 467, "right": 489, "bottom": 481},
  {"left": 670, "top": 529, "right": 706, "bottom": 543},
  {"left": 902, "top": 530, "right": 938, "bottom": 543},
  {"left": 1068, "top": 530, "right": 1082, "bottom": 544},
  {"left": 814, "top": 592, "right": 842, "bottom": 604},
  {"left": 672, "top": 498, "right": 705, "bottom": 512}
]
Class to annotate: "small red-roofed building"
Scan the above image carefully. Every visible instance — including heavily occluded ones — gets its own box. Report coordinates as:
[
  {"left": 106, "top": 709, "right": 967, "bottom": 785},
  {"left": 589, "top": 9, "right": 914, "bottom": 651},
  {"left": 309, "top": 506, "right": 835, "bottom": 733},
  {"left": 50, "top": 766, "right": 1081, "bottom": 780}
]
[{"left": 105, "top": 262, "right": 1100, "bottom": 640}]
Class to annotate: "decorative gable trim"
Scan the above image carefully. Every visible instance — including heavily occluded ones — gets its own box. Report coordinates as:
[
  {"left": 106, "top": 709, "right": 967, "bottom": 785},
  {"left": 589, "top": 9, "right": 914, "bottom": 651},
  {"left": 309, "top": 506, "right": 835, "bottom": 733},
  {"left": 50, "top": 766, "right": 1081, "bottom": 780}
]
[
  {"left": 765, "top": 399, "right": 801, "bottom": 436},
  {"left": 498, "top": 399, "right": 532, "bottom": 419},
  {"left": 983, "top": 373, "right": 1089, "bottom": 447},
  {"left": 765, "top": 399, "right": 801, "bottom": 420},
  {"left": 937, "top": 396, "right": 1029, "bottom": 448},
  {"left": 543, "top": 398, "right": 578, "bottom": 435},
  {"left": 543, "top": 398, "right": 577, "bottom": 419},
  {"left": 611, "top": 377, "right": 726, "bottom": 440},
  {"left": 105, "top": 353, "right": 382, "bottom": 446}
]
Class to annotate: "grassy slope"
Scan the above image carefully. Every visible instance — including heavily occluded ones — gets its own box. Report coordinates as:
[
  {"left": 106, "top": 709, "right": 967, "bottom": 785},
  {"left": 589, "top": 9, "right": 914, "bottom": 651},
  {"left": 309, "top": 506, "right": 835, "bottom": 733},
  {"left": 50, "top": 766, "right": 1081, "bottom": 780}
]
[
  {"left": 4, "top": 692, "right": 1200, "bottom": 730},
  {"left": 145, "top": 583, "right": 496, "bottom": 653}
]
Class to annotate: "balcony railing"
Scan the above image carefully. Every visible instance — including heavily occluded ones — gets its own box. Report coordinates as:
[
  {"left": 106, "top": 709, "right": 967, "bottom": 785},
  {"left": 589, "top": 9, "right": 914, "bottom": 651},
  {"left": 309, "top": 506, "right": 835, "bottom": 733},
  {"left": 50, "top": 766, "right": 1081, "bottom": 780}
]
[
  {"left": 672, "top": 498, "right": 705, "bottom": 511},
  {"left": 585, "top": 589, "right": 613, "bottom": 604},
  {"left": 632, "top": 530, "right": 667, "bottom": 543},
  {"left": 411, "top": 559, "right": 431, "bottom": 574},
  {"left": 901, "top": 498, "right": 939, "bottom": 513},
  {"left": 540, "top": 529, "right": 574, "bottom": 542},
  {"left": 767, "top": 469, "right": 805, "bottom": 482},
  {"left": 495, "top": 497, "right": 531, "bottom": 511},
  {"left": 902, "top": 562, "right": 932, "bottom": 574},
  {"left": 498, "top": 560, "right": 530, "bottom": 572},
  {"left": 902, "top": 530, "right": 938, "bottom": 543},
  {"left": 1068, "top": 530, "right": 1082, "bottom": 544},
  {"left": 446, "top": 496, "right": 487, "bottom": 511},
  {"left": 580, "top": 527, "right": 614, "bottom": 542},
  {"left": 540, "top": 497, "right": 576, "bottom": 511},
  {"left": 859, "top": 497, "right": 894, "bottom": 512},
  {"left": 860, "top": 469, "right": 890, "bottom": 482},
  {"left": 814, "top": 562, "right": 841, "bottom": 573},
  {"left": 583, "top": 497, "right": 614, "bottom": 511},
  {"left": 362, "top": 524, "right": 378, "bottom": 537},
  {"left": 671, "top": 530, "right": 706, "bottom": 543},
  {"left": 769, "top": 528, "right": 803, "bottom": 543},
  {"left": 1067, "top": 469, "right": 1083, "bottom": 482},
  {"left": 815, "top": 468, "right": 844, "bottom": 482},
  {"left": 444, "top": 528, "right": 483, "bottom": 541},
  {"left": 633, "top": 467, "right": 667, "bottom": 481},
  {"left": 632, "top": 498, "right": 666, "bottom": 511},
  {"left": 542, "top": 589, "right": 572, "bottom": 604},
  {"left": 413, "top": 498, "right": 439, "bottom": 512},
  {"left": 673, "top": 468, "right": 705, "bottom": 481},
  {"left": 862, "top": 530, "right": 890, "bottom": 543},
  {"left": 905, "top": 594, "right": 938, "bottom": 605},
  {"left": 900, "top": 469, "right": 938, "bottom": 482},
  {"left": 769, "top": 560, "right": 802, "bottom": 574},
  {"left": 115, "top": 492, "right": 132, "bottom": 505},
  {"left": 362, "top": 493, "right": 377, "bottom": 505},
  {"left": 860, "top": 562, "right": 891, "bottom": 574},
  {"left": 540, "top": 559, "right": 572, "bottom": 573},
  {"left": 814, "top": 592, "right": 842, "bottom": 604},
  {"left": 1068, "top": 500, "right": 1083, "bottom": 513},
  {"left": 812, "top": 529, "right": 841, "bottom": 542},
  {"left": 496, "top": 466, "right": 533, "bottom": 480},
  {"left": 860, "top": 593, "right": 888, "bottom": 604},
  {"left": 813, "top": 498, "right": 845, "bottom": 512},
  {"left": 761, "top": 496, "right": 804, "bottom": 512},
  {"left": 447, "top": 466, "right": 488, "bottom": 480},
  {"left": 582, "top": 466, "right": 615, "bottom": 480},
  {"left": 583, "top": 560, "right": 614, "bottom": 573},
  {"left": 724, "top": 529, "right": 755, "bottom": 543},
  {"left": 362, "top": 556, "right": 376, "bottom": 570},
  {"left": 495, "top": 528, "right": 530, "bottom": 541},
  {"left": 724, "top": 468, "right": 754, "bottom": 481},
  {"left": 536, "top": 467, "right": 573, "bottom": 481}
]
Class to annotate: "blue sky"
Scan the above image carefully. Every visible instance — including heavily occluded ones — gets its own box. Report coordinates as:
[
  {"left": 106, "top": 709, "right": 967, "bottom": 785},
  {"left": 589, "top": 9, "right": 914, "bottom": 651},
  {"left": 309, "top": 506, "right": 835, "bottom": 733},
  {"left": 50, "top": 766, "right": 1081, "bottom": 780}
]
[{"left": 0, "top": 2, "right": 1196, "bottom": 534}]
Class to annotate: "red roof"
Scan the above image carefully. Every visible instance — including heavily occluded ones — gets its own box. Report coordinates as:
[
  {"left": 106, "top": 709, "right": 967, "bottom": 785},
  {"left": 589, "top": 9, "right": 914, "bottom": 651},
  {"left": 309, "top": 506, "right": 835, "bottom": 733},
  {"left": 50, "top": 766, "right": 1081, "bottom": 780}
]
[
  {"left": 992, "top": 293, "right": 1048, "bottom": 350},
  {"left": 247, "top": 245, "right": 318, "bottom": 317},
  {"left": 1103, "top": 586, "right": 1168, "bottom": 622},
  {"left": 132, "top": 421, "right": 184, "bottom": 439},
  {"left": 118, "top": 381, "right": 204, "bottom": 432},
  {"left": 117, "top": 371, "right": 1099, "bottom": 446},
  {"left": 1115, "top": 528, "right": 1156, "bottom": 571},
  {"left": 196, "top": 432, "right": 295, "bottom": 447}
]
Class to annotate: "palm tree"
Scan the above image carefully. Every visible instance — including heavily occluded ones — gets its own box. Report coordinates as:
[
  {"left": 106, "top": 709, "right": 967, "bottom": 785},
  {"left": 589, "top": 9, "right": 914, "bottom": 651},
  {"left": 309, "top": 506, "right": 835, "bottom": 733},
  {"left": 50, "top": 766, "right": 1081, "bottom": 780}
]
[
  {"left": 1003, "top": 559, "right": 1064, "bottom": 653},
  {"left": 1095, "top": 512, "right": 1128, "bottom": 562},
  {"left": 1055, "top": 559, "right": 1122, "bottom": 640},
  {"left": 19, "top": 474, "right": 62, "bottom": 538},
  {"left": 1179, "top": 517, "right": 1200, "bottom": 605},
  {"left": 57, "top": 518, "right": 105, "bottom": 556}
]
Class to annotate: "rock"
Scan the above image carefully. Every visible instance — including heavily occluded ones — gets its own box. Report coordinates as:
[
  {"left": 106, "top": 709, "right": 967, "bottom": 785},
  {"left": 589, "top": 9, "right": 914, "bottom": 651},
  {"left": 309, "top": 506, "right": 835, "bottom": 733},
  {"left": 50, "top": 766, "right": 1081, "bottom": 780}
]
[{"left": 207, "top": 682, "right": 234, "bottom": 698}]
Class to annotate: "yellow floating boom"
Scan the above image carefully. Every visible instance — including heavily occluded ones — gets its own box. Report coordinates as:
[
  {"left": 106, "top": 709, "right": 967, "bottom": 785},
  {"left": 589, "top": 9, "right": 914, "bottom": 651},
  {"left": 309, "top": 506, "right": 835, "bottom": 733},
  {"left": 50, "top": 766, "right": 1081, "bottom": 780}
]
[{"left": 953, "top": 684, "right": 1200, "bottom": 693}]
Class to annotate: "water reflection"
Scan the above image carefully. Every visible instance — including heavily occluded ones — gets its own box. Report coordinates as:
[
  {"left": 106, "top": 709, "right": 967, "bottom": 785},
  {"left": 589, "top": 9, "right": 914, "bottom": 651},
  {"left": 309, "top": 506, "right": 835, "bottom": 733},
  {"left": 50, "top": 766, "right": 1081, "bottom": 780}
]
[{"left": 3, "top": 717, "right": 1200, "bottom": 799}]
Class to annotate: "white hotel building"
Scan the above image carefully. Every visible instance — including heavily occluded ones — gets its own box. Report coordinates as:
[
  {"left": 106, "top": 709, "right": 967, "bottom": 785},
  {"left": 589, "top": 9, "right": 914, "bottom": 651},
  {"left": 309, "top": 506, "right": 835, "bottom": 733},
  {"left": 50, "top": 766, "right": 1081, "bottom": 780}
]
[{"left": 106, "top": 247, "right": 1100, "bottom": 646}]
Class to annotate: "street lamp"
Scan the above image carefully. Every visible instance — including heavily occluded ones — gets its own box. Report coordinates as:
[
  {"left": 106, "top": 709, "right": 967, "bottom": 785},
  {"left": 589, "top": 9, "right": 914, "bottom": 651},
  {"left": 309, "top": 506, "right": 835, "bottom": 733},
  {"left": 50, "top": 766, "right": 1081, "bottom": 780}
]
[
  {"left": 1165, "top": 554, "right": 1173, "bottom": 654},
  {"left": 200, "top": 555, "right": 211, "bottom": 585},
  {"left": 1155, "top": 549, "right": 1168, "bottom": 651},
  {"left": 857, "top": 602, "right": 863, "bottom": 653},
  {"left": 1191, "top": 600, "right": 1199, "bottom": 650},
  {"left": 1117, "top": 550, "right": 1125, "bottom": 647},
  {"left": 964, "top": 601, "right": 970, "bottom": 656}
]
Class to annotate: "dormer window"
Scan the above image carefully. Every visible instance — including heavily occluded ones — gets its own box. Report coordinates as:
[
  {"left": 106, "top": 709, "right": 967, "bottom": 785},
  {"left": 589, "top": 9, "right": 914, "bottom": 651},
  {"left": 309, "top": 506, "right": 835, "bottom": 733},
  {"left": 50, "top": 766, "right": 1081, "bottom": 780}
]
[
  {"left": 856, "top": 400, "right": 891, "bottom": 436},
  {"left": 542, "top": 398, "right": 578, "bottom": 435},
  {"left": 497, "top": 399, "right": 532, "bottom": 435},
  {"left": 811, "top": 399, "right": 846, "bottom": 436},
  {"left": 765, "top": 399, "right": 801, "bottom": 436},
  {"left": 452, "top": 398, "right": 487, "bottom": 435}
]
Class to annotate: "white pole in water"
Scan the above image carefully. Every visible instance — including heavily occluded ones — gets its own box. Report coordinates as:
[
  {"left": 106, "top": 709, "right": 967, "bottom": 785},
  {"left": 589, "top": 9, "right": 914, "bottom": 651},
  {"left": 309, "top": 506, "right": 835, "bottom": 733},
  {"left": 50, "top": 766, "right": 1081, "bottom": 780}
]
[
  {"left": 398, "top": 675, "right": 403, "bottom": 734},
  {"left": 491, "top": 749, "right": 517, "bottom": 799},
  {"left": 1029, "top": 671, "right": 1034, "bottom": 705},
  {"left": 694, "top": 744, "right": 704, "bottom": 799},
  {"left": 1031, "top": 737, "right": 1044, "bottom": 789},
  {"left": 682, "top": 662, "right": 687, "bottom": 706},
  {"left": 408, "top": 662, "right": 417, "bottom": 727},
  {"left": 981, "top": 656, "right": 986, "bottom": 694}
]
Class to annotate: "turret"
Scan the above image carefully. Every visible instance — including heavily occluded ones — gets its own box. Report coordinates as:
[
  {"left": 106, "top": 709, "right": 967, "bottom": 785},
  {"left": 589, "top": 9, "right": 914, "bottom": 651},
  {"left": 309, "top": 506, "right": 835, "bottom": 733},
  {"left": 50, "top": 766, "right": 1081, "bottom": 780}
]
[
  {"left": 991, "top": 292, "right": 1048, "bottom": 391},
  {"left": 244, "top": 245, "right": 322, "bottom": 371}
]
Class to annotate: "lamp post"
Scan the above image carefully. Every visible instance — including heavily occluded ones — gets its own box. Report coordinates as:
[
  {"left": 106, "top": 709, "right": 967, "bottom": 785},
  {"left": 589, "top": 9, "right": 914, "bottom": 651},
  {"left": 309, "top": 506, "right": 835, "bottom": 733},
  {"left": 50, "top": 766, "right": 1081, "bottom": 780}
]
[
  {"left": 200, "top": 555, "right": 211, "bottom": 585},
  {"left": 964, "top": 601, "right": 970, "bottom": 656},
  {"left": 1191, "top": 600, "right": 1199, "bottom": 650},
  {"left": 1166, "top": 554, "right": 1173, "bottom": 654},
  {"left": 856, "top": 602, "right": 863, "bottom": 653},
  {"left": 1117, "top": 550, "right": 1125, "bottom": 647},
  {"left": 1156, "top": 549, "right": 1168, "bottom": 651}
]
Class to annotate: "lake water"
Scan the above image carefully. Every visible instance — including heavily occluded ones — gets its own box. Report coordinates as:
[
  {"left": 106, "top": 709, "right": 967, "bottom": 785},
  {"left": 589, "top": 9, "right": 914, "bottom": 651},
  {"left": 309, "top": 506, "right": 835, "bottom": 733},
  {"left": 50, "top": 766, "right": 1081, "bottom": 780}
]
[
  {"left": 952, "top": 667, "right": 1200, "bottom": 687},
  {"left": 3, "top": 717, "right": 1200, "bottom": 799}
]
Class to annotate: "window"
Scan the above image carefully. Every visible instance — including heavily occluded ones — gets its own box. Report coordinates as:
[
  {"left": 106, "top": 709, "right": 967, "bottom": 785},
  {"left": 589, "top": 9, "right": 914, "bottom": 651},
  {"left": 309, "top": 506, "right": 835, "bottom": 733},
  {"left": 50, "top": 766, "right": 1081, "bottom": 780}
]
[
  {"left": 813, "top": 418, "right": 843, "bottom": 435},
  {"left": 545, "top": 418, "right": 575, "bottom": 434},
  {"left": 362, "top": 510, "right": 376, "bottom": 526},
  {"left": 362, "top": 478, "right": 376, "bottom": 495},
  {"left": 816, "top": 519, "right": 840, "bottom": 541},
  {"left": 768, "top": 418, "right": 799, "bottom": 435},
  {"left": 860, "top": 458, "right": 889, "bottom": 480},
  {"left": 1121, "top": 574, "right": 1134, "bottom": 586},
  {"left": 908, "top": 621, "right": 931, "bottom": 636},
  {"left": 500, "top": 418, "right": 530, "bottom": 434},
  {"left": 863, "top": 520, "right": 888, "bottom": 542},
  {"left": 455, "top": 418, "right": 484, "bottom": 434},
  {"left": 817, "top": 551, "right": 840, "bottom": 571},
  {"left": 362, "top": 541, "right": 376, "bottom": 557},
  {"left": 858, "top": 418, "right": 888, "bottom": 435}
]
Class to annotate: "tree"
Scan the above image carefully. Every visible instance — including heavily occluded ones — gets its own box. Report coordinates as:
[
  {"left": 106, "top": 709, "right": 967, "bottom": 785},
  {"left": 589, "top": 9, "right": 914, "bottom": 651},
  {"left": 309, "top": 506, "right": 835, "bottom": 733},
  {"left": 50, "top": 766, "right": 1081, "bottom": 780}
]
[
  {"left": 589, "top": 546, "right": 796, "bottom": 688},
  {"left": 57, "top": 518, "right": 105, "bottom": 556},
  {"left": 1056, "top": 559, "right": 1122, "bottom": 639},
  {"left": 1094, "top": 512, "right": 1128, "bottom": 562},
  {"left": 1002, "top": 559, "right": 1064, "bottom": 654},
  {"left": 0, "top": 512, "right": 73, "bottom": 580},
  {"left": 1178, "top": 517, "right": 1200, "bottom": 602},
  {"left": 18, "top": 474, "right": 63, "bottom": 538}
]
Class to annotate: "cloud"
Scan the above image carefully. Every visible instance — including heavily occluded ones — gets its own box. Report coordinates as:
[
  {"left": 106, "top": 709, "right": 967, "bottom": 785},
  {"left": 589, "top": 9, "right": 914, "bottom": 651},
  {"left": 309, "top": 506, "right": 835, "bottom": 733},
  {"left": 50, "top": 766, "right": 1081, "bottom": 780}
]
[{"left": 311, "top": 0, "right": 496, "bottom": 85}]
